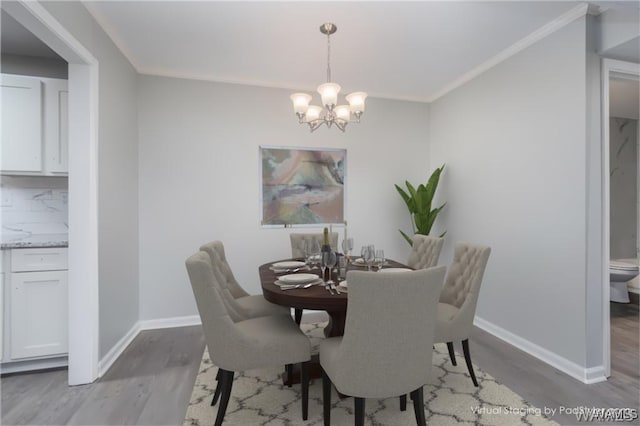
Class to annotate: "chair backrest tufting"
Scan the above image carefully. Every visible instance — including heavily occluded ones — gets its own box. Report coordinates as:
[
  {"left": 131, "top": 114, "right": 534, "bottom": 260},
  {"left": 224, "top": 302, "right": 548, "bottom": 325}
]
[
  {"left": 199, "top": 242, "right": 247, "bottom": 322},
  {"left": 200, "top": 241, "right": 249, "bottom": 299},
  {"left": 439, "top": 242, "right": 491, "bottom": 309},
  {"left": 290, "top": 232, "right": 339, "bottom": 258},
  {"left": 406, "top": 234, "right": 444, "bottom": 270}
]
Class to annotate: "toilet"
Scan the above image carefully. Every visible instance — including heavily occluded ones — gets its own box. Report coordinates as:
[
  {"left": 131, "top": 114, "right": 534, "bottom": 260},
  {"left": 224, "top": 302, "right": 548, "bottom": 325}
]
[{"left": 610, "top": 258, "right": 639, "bottom": 303}]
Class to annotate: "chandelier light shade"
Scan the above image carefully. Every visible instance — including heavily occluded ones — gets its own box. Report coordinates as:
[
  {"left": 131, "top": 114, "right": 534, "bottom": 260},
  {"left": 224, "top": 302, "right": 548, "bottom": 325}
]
[{"left": 290, "top": 23, "right": 367, "bottom": 132}]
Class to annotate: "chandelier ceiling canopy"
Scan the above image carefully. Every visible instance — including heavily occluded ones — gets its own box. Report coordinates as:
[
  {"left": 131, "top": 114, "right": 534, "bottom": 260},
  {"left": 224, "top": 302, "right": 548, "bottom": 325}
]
[{"left": 290, "top": 23, "right": 367, "bottom": 133}]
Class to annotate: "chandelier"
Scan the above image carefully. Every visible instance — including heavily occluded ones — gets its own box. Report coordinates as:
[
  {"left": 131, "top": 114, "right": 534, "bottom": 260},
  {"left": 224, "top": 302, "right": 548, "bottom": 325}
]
[{"left": 290, "top": 23, "right": 367, "bottom": 132}]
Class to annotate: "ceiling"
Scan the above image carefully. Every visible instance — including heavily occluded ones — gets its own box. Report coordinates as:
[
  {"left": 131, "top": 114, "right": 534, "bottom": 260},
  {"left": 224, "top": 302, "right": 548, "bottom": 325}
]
[
  {"left": 2, "top": 2, "right": 638, "bottom": 103},
  {"left": 81, "top": 1, "right": 592, "bottom": 102}
]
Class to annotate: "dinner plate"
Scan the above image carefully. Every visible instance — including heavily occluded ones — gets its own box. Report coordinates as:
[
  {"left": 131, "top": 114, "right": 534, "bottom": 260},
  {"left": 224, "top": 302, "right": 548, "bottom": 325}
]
[
  {"left": 337, "top": 281, "right": 348, "bottom": 292},
  {"left": 272, "top": 261, "right": 306, "bottom": 269},
  {"left": 381, "top": 268, "right": 412, "bottom": 273},
  {"left": 278, "top": 273, "right": 319, "bottom": 284}
]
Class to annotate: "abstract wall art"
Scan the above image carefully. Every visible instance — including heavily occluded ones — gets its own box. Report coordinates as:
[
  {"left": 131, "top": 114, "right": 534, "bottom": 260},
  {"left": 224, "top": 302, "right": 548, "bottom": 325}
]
[{"left": 260, "top": 146, "right": 346, "bottom": 226}]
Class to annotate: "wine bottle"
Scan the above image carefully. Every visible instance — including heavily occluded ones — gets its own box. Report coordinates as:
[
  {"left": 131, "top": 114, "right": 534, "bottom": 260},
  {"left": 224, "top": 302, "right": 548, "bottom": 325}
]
[{"left": 321, "top": 227, "right": 331, "bottom": 253}]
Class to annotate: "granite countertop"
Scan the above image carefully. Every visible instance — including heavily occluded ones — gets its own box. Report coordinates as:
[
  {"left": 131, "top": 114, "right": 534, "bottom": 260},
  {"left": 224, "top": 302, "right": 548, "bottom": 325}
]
[{"left": 1, "top": 233, "right": 69, "bottom": 249}]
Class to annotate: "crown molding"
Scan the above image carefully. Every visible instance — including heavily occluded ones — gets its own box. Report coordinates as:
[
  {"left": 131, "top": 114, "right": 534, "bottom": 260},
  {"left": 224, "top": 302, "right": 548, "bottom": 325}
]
[{"left": 426, "top": 3, "right": 590, "bottom": 103}]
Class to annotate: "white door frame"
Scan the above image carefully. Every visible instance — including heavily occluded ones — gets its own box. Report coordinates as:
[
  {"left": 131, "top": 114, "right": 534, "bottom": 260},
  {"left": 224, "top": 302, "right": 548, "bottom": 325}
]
[
  {"left": 2, "top": 1, "right": 100, "bottom": 385},
  {"left": 601, "top": 58, "right": 640, "bottom": 378}
]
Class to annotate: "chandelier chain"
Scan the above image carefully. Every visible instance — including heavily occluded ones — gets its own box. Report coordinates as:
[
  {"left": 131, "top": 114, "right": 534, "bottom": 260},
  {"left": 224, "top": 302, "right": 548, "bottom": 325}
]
[{"left": 326, "top": 32, "right": 332, "bottom": 83}]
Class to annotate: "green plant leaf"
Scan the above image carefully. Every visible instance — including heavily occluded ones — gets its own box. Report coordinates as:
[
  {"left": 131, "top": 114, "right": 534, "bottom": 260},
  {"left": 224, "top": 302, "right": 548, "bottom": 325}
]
[
  {"left": 414, "top": 212, "right": 428, "bottom": 233},
  {"left": 395, "top": 184, "right": 413, "bottom": 211},
  {"left": 425, "top": 165, "right": 444, "bottom": 204},
  {"left": 406, "top": 181, "right": 417, "bottom": 200},
  {"left": 415, "top": 185, "right": 431, "bottom": 215},
  {"left": 426, "top": 202, "right": 446, "bottom": 232},
  {"left": 399, "top": 229, "right": 414, "bottom": 246}
]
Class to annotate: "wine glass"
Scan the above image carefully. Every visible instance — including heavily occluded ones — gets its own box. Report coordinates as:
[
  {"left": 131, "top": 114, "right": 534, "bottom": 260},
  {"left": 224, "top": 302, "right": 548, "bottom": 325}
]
[
  {"left": 375, "top": 249, "right": 385, "bottom": 271},
  {"left": 323, "top": 251, "right": 337, "bottom": 284},
  {"left": 342, "top": 237, "right": 354, "bottom": 262},
  {"left": 364, "top": 244, "right": 376, "bottom": 271},
  {"left": 310, "top": 240, "right": 321, "bottom": 267},
  {"left": 303, "top": 239, "right": 312, "bottom": 265}
]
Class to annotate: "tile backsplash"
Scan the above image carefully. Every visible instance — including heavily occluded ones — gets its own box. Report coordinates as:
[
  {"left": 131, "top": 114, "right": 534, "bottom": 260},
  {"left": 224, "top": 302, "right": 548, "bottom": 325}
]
[{"left": 1, "top": 176, "right": 68, "bottom": 238}]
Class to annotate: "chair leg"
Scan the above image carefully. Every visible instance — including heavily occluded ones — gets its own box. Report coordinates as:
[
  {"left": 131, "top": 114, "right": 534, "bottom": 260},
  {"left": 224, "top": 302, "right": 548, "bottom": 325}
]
[
  {"left": 400, "top": 394, "right": 407, "bottom": 411},
  {"left": 322, "top": 369, "right": 331, "bottom": 426},
  {"left": 301, "top": 361, "right": 310, "bottom": 420},
  {"left": 211, "top": 369, "right": 222, "bottom": 406},
  {"left": 410, "top": 387, "right": 426, "bottom": 426},
  {"left": 214, "top": 369, "right": 234, "bottom": 426},
  {"left": 294, "top": 308, "right": 303, "bottom": 325},
  {"left": 462, "top": 339, "right": 479, "bottom": 387},
  {"left": 286, "top": 364, "right": 293, "bottom": 387},
  {"left": 446, "top": 342, "right": 457, "bottom": 366},
  {"left": 354, "top": 397, "right": 365, "bottom": 426}
]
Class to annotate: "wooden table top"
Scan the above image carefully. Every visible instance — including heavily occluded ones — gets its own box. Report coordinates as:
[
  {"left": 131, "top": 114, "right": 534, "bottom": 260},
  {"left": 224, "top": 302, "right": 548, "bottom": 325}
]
[{"left": 259, "top": 258, "right": 409, "bottom": 312}]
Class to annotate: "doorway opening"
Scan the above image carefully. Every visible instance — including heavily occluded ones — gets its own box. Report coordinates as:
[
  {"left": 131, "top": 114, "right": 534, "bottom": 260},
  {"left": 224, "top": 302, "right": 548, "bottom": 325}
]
[
  {"left": 602, "top": 59, "right": 640, "bottom": 379},
  {"left": 2, "top": 1, "right": 99, "bottom": 385}
]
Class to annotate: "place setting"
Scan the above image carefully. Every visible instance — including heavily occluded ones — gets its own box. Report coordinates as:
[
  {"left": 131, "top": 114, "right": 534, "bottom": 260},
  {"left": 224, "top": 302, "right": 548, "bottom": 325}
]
[
  {"left": 274, "top": 272, "right": 323, "bottom": 290},
  {"left": 269, "top": 260, "right": 311, "bottom": 273}
]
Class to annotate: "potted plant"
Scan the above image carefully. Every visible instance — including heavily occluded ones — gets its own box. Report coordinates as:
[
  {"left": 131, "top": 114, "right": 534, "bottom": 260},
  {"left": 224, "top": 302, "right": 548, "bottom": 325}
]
[{"left": 395, "top": 165, "right": 446, "bottom": 246}]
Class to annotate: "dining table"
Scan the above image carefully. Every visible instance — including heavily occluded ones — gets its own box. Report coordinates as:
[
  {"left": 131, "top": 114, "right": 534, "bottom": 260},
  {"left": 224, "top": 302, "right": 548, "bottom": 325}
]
[{"left": 259, "top": 257, "right": 412, "bottom": 385}]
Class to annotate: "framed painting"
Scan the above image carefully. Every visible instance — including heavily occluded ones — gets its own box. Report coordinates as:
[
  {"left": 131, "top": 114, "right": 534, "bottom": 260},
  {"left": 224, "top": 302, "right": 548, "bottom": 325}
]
[{"left": 260, "top": 146, "right": 346, "bottom": 226}]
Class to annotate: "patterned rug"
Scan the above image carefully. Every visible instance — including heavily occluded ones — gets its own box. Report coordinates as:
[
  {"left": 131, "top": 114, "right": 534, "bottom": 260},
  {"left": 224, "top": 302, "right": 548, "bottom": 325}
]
[{"left": 184, "top": 322, "right": 557, "bottom": 425}]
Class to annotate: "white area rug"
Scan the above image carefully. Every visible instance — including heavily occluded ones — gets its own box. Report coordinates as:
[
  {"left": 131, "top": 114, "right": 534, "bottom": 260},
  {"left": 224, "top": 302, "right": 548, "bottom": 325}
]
[{"left": 184, "top": 322, "right": 557, "bottom": 425}]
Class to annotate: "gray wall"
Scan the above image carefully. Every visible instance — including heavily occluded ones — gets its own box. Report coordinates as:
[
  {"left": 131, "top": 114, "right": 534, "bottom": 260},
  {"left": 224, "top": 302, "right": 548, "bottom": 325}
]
[
  {"left": 610, "top": 117, "right": 638, "bottom": 259},
  {"left": 137, "top": 76, "right": 430, "bottom": 320},
  {"left": 40, "top": 1, "right": 140, "bottom": 359},
  {"left": 1, "top": 53, "right": 68, "bottom": 78},
  {"left": 429, "top": 18, "right": 593, "bottom": 368}
]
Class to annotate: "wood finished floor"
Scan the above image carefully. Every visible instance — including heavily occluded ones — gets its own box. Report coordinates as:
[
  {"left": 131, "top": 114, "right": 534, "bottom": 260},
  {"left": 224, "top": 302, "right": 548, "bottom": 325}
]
[{"left": 1, "top": 303, "right": 637, "bottom": 426}]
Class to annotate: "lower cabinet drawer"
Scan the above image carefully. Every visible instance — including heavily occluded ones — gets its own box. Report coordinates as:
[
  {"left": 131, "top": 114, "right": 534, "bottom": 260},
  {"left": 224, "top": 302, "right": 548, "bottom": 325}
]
[
  {"left": 10, "top": 271, "right": 68, "bottom": 360},
  {"left": 11, "top": 248, "right": 68, "bottom": 272}
]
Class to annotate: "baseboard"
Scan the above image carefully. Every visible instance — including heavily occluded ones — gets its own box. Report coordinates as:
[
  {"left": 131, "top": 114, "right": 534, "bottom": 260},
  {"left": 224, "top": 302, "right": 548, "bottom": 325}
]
[
  {"left": 138, "top": 315, "right": 202, "bottom": 330},
  {"left": 98, "top": 321, "right": 141, "bottom": 378},
  {"left": 97, "top": 315, "right": 201, "bottom": 378},
  {"left": 584, "top": 366, "right": 607, "bottom": 384},
  {"left": 474, "top": 316, "right": 607, "bottom": 384}
]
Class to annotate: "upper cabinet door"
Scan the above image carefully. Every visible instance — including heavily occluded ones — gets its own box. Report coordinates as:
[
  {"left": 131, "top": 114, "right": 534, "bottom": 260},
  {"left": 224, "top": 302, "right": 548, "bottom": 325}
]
[
  {"left": 0, "top": 74, "right": 43, "bottom": 172},
  {"left": 44, "top": 79, "right": 68, "bottom": 174}
]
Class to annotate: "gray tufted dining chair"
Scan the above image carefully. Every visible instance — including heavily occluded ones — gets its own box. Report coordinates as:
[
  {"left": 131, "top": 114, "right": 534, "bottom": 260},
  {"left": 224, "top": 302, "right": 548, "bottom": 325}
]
[
  {"left": 200, "top": 241, "right": 290, "bottom": 320},
  {"left": 186, "top": 251, "right": 311, "bottom": 426},
  {"left": 406, "top": 234, "right": 444, "bottom": 270},
  {"left": 435, "top": 242, "right": 491, "bottom": 387},
  {"left": 289, "top": 232, "right": 338, "bottom": 324},
  {"left": 320, "top": 266, "right": 446, "bottom": 426},
  {"left": 200, "top": 241, "right": 293, "bottom": 404}
]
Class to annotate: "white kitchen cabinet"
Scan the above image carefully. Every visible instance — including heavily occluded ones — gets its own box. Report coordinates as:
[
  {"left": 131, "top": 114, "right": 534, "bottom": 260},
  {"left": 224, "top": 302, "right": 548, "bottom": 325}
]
[
  {"left": 0, "top": 74, "right": 43, "bottom": 172},
  {"left": 0, "top": 74, "right": 68, "bottom": 176},
  {"left": 43, "top": 79, "right": 68, "bottom": 174},
  {"left": 2, "top": 247, "right": 68, "bottom": 365},
  {"left": 10, "top": 270, "right": 68, "bottom": 359}
]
